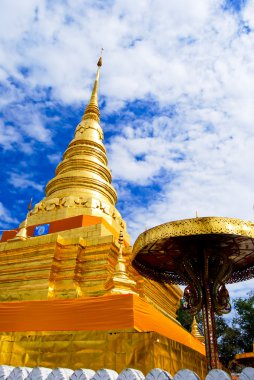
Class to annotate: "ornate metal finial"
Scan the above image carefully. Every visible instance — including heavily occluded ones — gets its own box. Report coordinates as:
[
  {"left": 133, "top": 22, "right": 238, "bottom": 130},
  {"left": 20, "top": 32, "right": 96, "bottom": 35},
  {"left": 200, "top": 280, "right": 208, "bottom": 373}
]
[
  {"left": 28, "top": 197, "right": 33, "bottom": 212},
  {"left": 97, "top": 48, "right": 103, "bottom": 67},
  {"left": 83, "top": 50, "right": 103, "bottom": 122}
]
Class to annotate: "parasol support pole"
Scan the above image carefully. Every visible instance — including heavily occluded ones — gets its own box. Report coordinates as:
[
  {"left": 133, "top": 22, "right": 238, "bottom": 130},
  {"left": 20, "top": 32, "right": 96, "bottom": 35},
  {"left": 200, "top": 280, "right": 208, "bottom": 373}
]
[{"left": 201, "top": 250, "right": 220, "bottom": 370}]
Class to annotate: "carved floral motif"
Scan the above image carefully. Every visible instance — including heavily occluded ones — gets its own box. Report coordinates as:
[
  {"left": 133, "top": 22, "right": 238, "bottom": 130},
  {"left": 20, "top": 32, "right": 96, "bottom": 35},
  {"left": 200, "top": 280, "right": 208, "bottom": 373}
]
[{"left": 31, "top": 196, "right": 125, "bottom": 229}]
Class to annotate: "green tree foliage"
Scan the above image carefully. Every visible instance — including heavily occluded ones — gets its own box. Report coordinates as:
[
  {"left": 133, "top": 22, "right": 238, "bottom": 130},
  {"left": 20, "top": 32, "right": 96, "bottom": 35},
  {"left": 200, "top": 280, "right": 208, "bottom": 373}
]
[
  {"left": 217, "top": 321, "right": 243, "bottom": 368},
  {"left": 176, "top": 298, "right": 193, "bottom": 332},
  {"left": 218, "top": 291, "right": 254, "bottom": 369},
  {"left": 233, "top": 291, "right": 254, "bottom": 353},
  {"left": 176, "top": 292, "right": 254, "bottom": 370},
  {"left": 176, "top": 299, "right": 202, "bottom": 333}
]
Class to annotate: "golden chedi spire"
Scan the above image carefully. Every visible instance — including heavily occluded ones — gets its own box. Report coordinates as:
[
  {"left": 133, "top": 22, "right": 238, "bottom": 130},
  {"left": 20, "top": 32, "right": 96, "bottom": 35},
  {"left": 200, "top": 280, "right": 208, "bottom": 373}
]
[
  {"left": 8, "top": 199, "right": 32, "bottom": 242},
  {"left": 11, "top": 215, "right": 28, "bottom": 241},
  {"left": 83, "top": 53, "right": 102, "bottom": 122},
  {"left": 191, "top": 316, "right": 205, "bottom": 343},
  {"left": 105, "top": 231, "right": 137, "bottom": 294},
  {"left": 26, "top": 53, "right": 128, "bottom": 238}
]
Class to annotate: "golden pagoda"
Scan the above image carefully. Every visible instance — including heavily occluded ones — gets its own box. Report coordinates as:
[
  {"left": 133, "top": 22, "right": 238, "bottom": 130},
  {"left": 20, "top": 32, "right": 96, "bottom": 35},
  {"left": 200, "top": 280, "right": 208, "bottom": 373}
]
[{"left": 0, "top": 56, "right": 206, "bottom": 378}]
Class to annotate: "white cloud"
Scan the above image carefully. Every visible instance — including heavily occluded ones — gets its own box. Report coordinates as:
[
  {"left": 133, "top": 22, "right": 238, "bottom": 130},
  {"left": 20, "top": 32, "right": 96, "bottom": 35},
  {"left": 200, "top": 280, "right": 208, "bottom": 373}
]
[
  {"left": 8, "top": 173, "right": 44, "bottom": 192},
  {"left": 0, "top": 1, "right": 253, "bottom": 111},
  {"left": 6, "top": 103, "right": 52, "bottom": 144},
  {"left": 47, "top": 152, "right": 62, "bottom": 164},
  {"left": 0, "top": 202, "right": 18, "bottom": 228},
  {"left": 0, "top": 121, "right": 23, "bottom": 150},
  {"left": 227, "top": 279, "right": 254, "bottom": 299}
]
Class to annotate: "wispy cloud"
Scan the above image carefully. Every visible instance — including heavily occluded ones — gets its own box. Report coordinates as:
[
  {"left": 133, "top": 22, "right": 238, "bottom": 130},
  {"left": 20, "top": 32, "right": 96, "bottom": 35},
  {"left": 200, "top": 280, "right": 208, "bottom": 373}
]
[
  {"left": 0, "top": 202, "right": 18, "bottom": 229},
  {"left": 47, "top": 152, "right": 61, "bottom": 164},
  {"left": 0, "top": 121, "right": 23, "bottom": 151},
  {"left": 8, "top": 173, "right": 44, "bottom": 192}
]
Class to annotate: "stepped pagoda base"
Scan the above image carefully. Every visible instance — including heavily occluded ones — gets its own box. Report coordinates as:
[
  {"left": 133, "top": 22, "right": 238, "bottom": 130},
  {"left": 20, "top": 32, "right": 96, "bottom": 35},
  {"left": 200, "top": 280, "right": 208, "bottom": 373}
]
[{"left": 0, "top": 294, "right": 206, "bottom": 378}]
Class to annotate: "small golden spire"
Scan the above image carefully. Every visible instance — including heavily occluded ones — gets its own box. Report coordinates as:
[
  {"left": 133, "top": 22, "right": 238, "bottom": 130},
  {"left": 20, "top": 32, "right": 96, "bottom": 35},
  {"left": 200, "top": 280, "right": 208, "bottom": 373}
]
[
  {"left": 191, "top": 316, "right": 205, "bottom": 343},
  {"left": 105, "top": 230, "right": 137, "bottom": 294},
  {"left": 83, "top": 50, "right": 103, "bottom": 122},
  {"left": 13, "top": 217, "right": 28, "bottom": 241},
  {"left": 8, "top": 199, "right": 32, "bottom": 242},
  {"left": 114, "top": 230, "right": 127, "bottom": 276}
]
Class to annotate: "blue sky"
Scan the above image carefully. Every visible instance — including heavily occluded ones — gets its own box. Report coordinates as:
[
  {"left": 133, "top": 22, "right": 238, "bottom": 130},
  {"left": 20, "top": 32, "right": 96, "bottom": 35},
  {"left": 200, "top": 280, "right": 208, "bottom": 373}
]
[{"left": 0, "top": 0, "right": 254, "bottom": 301}]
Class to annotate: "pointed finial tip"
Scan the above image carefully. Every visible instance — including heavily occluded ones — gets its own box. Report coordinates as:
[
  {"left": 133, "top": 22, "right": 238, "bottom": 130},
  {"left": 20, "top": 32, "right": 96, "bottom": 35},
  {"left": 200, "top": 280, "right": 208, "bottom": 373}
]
[
  {"left": 28, "top": 197, "right": 33, "bottom": 212},
  {"left": 97, "top": 48, "right": 103, "bottom": 67}
]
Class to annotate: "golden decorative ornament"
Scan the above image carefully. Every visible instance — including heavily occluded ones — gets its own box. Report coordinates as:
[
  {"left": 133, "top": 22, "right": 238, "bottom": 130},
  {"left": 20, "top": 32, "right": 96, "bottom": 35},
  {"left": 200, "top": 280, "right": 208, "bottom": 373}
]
[{"left": 191, "top": 316, "right": 205, "bottom": 343}]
